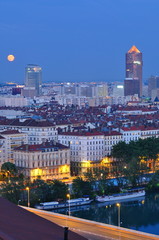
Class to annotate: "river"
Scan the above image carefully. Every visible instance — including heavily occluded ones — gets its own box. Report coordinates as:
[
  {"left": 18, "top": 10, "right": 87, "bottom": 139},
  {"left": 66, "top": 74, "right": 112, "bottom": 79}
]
[{"left": 52, "top": 193, "right": 159, "bottom": 236}]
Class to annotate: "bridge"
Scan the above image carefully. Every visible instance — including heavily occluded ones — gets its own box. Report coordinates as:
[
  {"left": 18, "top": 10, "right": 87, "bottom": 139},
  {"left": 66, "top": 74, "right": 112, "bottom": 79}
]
[{"left": 24, "top": 207, "right": 159, "bottom": 240}]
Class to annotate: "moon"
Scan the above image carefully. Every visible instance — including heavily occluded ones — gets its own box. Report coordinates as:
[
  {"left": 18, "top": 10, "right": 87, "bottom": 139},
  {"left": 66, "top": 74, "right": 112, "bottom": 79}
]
[{"left": 7, "top": 55, "right": 15, "bottom": 62}]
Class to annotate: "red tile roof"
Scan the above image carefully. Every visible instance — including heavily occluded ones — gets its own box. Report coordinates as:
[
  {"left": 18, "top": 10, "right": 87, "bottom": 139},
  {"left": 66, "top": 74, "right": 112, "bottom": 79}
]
[
  {"left": 121, "top": 127, "right": 141, "bottom": 131},
  {"left": 0, "top": 119, "right": 55, "bottom": 127},
  {"left": 15, "top": 142, "right": 69, "bottom": 152},
  {"left": 0, "top": 130, "right": 21, "bottom": 135},
  {"left": 104, "top": 131, "right": 122, "bottom": 136},
  {"left": 59, "top": 131, "right": 104, "bottom": 136}
]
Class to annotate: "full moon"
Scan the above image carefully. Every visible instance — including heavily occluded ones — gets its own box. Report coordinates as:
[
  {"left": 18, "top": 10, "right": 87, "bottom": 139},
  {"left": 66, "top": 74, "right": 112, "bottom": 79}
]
[{"left": 7, "top": 55, "right": 15, "bottom": 62}]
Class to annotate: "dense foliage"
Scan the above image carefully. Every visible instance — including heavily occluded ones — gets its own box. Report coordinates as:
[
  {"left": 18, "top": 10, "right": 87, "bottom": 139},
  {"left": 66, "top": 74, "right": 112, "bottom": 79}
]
[
  {"left": 111, "top": 137, "right": 159, "bottom": 187},
  {"left": 0, "top": 178, "right": 69, "bottom": 206}
]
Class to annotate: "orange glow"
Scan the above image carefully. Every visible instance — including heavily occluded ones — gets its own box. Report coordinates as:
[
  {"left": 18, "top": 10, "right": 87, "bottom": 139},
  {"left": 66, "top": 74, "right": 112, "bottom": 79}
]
[
  {"left": 59, "top": 165, "right": 69, "bottom": 173},
  {"left": 31, "top": 168, "right": 42, "bottom": 177},
  {"left": 7, "top": 55, "right": 15, "bottom": 62},
  {"left": 128, "top": 45, "right": 140, "bottom": 53},
  {"left": 102, "top": 157, "right": 110, "bottom": 164}
]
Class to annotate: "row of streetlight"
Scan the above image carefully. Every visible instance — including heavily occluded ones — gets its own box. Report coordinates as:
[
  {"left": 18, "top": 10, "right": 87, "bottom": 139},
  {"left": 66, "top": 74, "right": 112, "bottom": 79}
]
[
  {"left": 19, "top": 190, "right": 121, "bottom": 240},
  {"left": 19, "top": 187, "right": 70, "bottom": 210},
  {"left": 21, "top": 188, "right": 120, "bottom": 226},
  {"left": 22, "top": 188, "right": 120, "bottom": 226}
]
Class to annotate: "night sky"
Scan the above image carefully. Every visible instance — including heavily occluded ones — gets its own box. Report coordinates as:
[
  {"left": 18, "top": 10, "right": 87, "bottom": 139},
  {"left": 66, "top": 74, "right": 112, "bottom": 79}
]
[{"left": 0, "top": 0, "right": 158, "bottom": 83}]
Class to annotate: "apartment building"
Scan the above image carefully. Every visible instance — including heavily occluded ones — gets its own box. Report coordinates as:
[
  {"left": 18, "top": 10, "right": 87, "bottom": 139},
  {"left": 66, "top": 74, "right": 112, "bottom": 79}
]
[
  {"left": 0, "top": 136, "right": 7, "bottom": 168},
  {"left": 58, "top": 131, "right": 105, "bottom": 175},
  {"left": 140, "top": 127, "right": 159, "bottom": 139},
  {"left": 120, "top": 127, "right": 141, "bottom": 144},
  {"left": 0, "top": 119, "right": 58, "bottom": 144},
  {"left": 0, "top": 130, "right": 28, "bottom": 162},
  {"left": 13, "top": 141, "right": 70, "bottom": 181},
  {"left": 104, "top": 131, "right": 123, "bottom": 156}
]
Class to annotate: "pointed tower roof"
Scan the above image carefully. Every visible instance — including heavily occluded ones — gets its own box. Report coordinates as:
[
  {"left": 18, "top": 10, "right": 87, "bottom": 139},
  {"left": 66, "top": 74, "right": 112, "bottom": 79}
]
[
  {"left": 128, "top": 45, "right": 140, "bottom": 53},
  {"left": 154, "top": 96, "right": 159, "bottom": 102}
]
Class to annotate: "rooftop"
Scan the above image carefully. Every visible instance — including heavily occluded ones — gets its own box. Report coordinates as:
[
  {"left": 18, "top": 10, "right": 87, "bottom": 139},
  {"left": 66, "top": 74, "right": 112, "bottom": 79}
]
[
  {"left": 59, "top": 131, "right": 104, "bottom": 136},
  {"left": 0, "top": 197, "right": 86, "bottom": 240},
  {"left": 0, "top": 130, "right": 21, "bottom": 135},
  {"left": 104, "top": 131, "right": 122, "bottom": 136},
  {"left": 15, "top": 142, "right": 69, "bottom": 152}
]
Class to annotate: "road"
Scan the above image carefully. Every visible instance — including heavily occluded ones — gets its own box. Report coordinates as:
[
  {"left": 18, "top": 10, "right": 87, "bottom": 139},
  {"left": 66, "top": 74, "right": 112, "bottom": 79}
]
[{"left": 25, "top": 207, "right": 159, "bottom": 240}]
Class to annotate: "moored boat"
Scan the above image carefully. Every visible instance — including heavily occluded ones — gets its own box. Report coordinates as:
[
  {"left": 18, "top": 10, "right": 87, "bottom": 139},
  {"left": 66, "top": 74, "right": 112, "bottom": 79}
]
[
  {"left": 96, "top": 188, "right": 145, "bottom": 203},
  {"left": 35, "top": 197, "right": 93, "bottom": 210}
]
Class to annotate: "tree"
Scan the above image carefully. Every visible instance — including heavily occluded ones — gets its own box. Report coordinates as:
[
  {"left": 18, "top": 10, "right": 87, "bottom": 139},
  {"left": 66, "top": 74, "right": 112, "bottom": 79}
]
[
  {"left": 111, "top": 141, "right": 131, "bottom": 163},
  {"left": 1, "top": 162, "right": 17, "bottom": 178},
  {"left": 72, "top": 177, "right": 93, "bottom": 198},
  {"left": 0, "top": 180, "right": 24, "bottom": 204},
  {"left": 49, "top": 180, "right": 69, "bottom": 201},
  {"left": 123, "top": 157, "right": 148, "bottom": 187},
  {"left": 146, "top": 170, "right": 159, "bottom": 192},
  {"left": 111, "top": 164, "right": 127, "bottom": 188},
  {"left": 143, "top": 138, "right": 159, "bottom": 172},
  {"left": 29, "top": 179, "right": 52, "bottom": 205}
]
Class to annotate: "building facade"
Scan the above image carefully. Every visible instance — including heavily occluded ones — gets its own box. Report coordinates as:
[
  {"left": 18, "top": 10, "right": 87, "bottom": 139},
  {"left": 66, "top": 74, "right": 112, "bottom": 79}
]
[
  {"left": 13, "top": 142, "right": 70, "bottom": 181},
  {"left": 58, "top": 132, "right": 105, "bottom": 175},
  {"left": 104, "top": 131, "right": 123, "bottom": 156},
  {"left": 148, "top": 76, "right": 159, "bottom": 100},
  {"left": 0, "top": 136, "right": 7, "bottom": 168},
  {"left": 0, "top": 130, "right": 28, "bottom": 162},
  {"left": 0, "top": 119, "right": 58, "bottom": 145}
]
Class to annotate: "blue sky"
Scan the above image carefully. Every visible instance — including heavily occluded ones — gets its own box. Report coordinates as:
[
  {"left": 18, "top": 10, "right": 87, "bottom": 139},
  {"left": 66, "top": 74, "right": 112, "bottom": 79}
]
[{"left": 0, "top": 0, "right": 159, "bottom": 83}]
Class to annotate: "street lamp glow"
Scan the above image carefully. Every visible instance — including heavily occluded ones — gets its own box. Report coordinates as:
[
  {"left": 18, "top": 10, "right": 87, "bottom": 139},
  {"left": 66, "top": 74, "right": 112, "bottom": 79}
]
[
  {"left": 116, "top": 203, "right": 121, "bottom": 227},
  {"left": 67, "top": 193, "right": 71, "bottom": 217},
  {"left": 26, "top": 187, "right": 30, "bottom": 207}
]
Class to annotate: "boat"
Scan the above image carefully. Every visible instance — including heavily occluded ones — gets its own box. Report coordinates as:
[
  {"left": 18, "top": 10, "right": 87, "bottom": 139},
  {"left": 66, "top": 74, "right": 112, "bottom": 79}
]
[
  {"left": 96, "top": 196, "right": 145, "bottom": 207},
  {"left": 96, "top": 188, "right": 145, "bottom": 203},
  {"left": 35, "top": 197, "right": 93, "bottom": 210}
]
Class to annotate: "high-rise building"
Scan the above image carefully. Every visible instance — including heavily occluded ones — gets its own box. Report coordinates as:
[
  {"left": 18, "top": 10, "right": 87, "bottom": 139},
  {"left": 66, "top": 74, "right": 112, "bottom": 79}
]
[
  {"left": 25, "top": 64, "right": 42, "bottom": 96},
  {"left": 124, "top": 46, "right": 143, "bottom": 97},
  {"left": 148, "top": 76, "right": 159, "bottom": 100}
]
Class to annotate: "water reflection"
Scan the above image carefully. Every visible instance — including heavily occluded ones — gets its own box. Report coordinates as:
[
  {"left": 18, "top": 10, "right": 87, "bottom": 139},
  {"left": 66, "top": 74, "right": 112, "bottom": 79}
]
[{"left": 51, "top": 194, "right": 159, "bottom": 235}]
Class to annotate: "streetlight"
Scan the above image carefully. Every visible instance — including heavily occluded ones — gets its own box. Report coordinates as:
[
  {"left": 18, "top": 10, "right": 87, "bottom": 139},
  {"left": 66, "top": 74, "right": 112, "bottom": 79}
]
[
  {"left": 26, "top": 187, "right": 30, "bottom": 207},
  {"left": 66, "top": 193, "right": 71, "bottom": 217},
  {"left": 64, "top": 193, "right": 70, "bottom": 240},
  {"left": 116, "top": 203, "right": 121, "bottom": 227}
]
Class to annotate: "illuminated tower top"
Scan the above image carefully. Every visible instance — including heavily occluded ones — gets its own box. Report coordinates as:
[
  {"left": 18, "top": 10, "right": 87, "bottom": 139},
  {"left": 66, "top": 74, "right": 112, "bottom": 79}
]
[{"left": 128, "top": 45, "right": 140, "bottom": 54}]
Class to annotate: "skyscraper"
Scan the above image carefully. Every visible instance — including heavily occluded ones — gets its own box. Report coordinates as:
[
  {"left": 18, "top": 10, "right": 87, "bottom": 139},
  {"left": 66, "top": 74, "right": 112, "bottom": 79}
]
[
  {"left": 124, "top": 46, "right": 143, "bottom": 97},
  {"left": 25, "top": 64, "right": 42, "bottom": 96},
  {"left": 148, "top": 76, "right": 159, "bottom": 100}
]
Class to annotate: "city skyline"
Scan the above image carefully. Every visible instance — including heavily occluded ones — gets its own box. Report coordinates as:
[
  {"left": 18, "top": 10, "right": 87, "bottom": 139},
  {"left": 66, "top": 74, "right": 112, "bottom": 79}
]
[{"left": 0, "top": 0, "right": 159, "bottom": 83}]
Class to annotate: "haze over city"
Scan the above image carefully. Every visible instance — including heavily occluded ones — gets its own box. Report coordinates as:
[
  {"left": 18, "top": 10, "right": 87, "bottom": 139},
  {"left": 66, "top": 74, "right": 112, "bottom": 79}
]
[{"left": 0, "top": 0, "right": 159, "bottom": 83}]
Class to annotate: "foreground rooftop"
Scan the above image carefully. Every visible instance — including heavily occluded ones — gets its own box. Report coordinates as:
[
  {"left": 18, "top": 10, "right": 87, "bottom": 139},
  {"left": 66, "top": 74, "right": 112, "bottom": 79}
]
[{"left": 0, "top": 197, "right": 87, "bottom": 240}]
